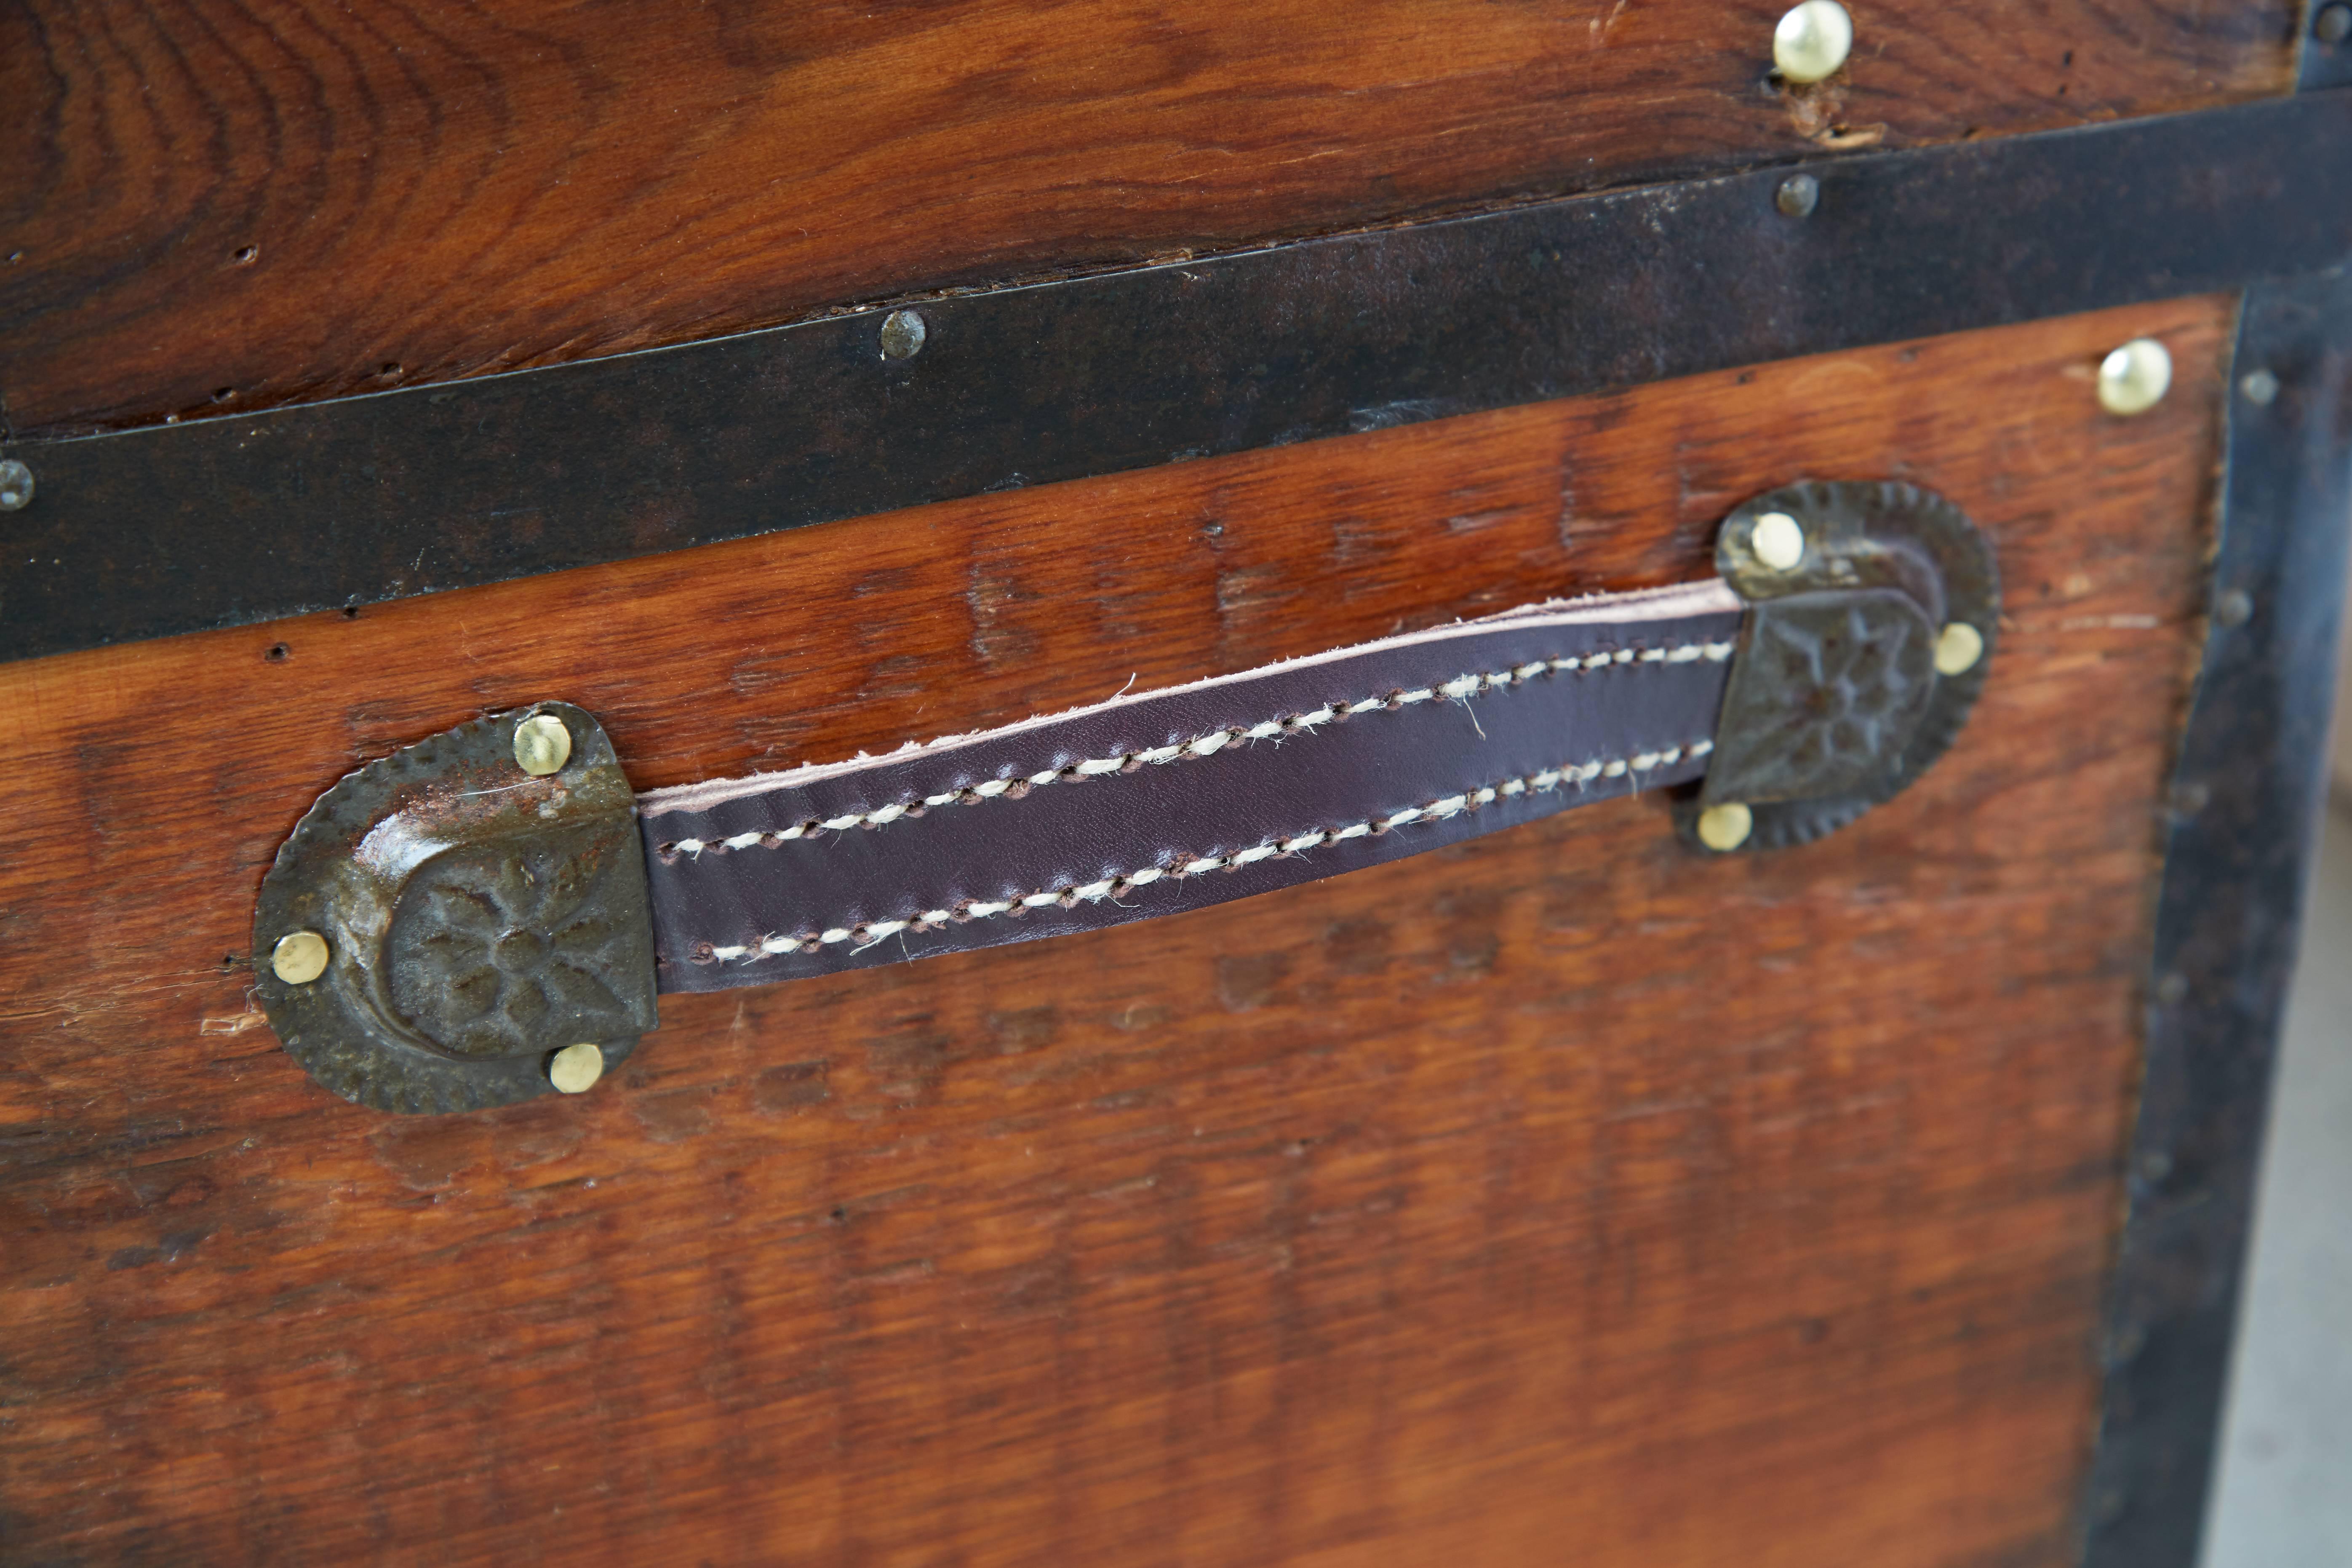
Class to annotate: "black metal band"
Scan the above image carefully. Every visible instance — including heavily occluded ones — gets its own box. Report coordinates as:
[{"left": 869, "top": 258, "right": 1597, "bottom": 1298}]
[
  {"left": 4, "top": 91, "right": 2350, "bottom": 666},
  {"left": 2079, "top": 266, "right": 2352, "bottom": 1565}
]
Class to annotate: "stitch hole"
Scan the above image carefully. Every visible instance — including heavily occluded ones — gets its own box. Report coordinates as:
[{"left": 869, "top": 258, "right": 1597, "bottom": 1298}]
[
  {"left": 690, "top": 941, "right": 717, "bottom": 963},
  {"left": 798, "top": 935, "right": 823, "bottom": 954},
  {"left": 263, "top": 642, "right": 290, "bottom": 662},
  {"left": 1119, "top": 753, "right": 1143, "bottom": 774}
]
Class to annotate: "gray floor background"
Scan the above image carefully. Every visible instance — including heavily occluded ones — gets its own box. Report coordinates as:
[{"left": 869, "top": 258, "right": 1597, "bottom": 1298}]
[{"left": 2200, "top": 618, "right": 2352, "bottom": 1565}]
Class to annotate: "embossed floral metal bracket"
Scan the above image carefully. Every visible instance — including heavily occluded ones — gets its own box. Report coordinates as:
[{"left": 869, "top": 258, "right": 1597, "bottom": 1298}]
[{"left": 251, "top": 483, "right": 1997, "bottom": 1114}]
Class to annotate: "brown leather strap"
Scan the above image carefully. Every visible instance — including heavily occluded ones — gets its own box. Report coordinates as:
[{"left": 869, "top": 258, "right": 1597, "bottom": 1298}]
[{"left": 639, "top": 580, "right": 1743, "bottom": 993}]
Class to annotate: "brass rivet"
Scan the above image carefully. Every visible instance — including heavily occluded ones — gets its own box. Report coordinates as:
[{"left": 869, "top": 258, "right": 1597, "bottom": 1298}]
[
  {"left": 1774, "top": 0, "right": 1853, "bottom": 82},
  {"left": 1751, "top": 511, "right": 1807, "bottom": 571},
  {"left": 1934, "top": 622, "right": 1985, "bottom": 676},
  {"left": 271, "top": 930, "right": 331, "bottom": 985},
  {"left": 513, "top": 712, "right": 573, "bottom": 776},
  {"left": 548, "top": 1042, "right": 606, "bottom": 1094},
  {"left": 0, "top": 458, "right": 32, "bottom": 512},
  {"left": 1698, "top": 802, "right": 1754, "bottom": 852},
  {"left": 879, "top": 309, "right": 927, "bottom": 361},
  {"left": 2096, "top": 338, "right": 2171, "bottom": 416}
]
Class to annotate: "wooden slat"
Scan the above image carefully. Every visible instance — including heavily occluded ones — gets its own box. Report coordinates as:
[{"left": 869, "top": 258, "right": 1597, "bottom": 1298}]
[
  {"left": 0, "top": 295, "right": 2229, "bottom": 1564},
  {"left": 0, "top": 0, "right": 2291, "bottom": 436}
]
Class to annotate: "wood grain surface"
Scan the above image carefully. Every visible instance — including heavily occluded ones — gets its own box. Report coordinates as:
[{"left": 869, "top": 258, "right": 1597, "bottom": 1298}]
[
  {"left": 0, "top": 295, "right": 2230, "bottom": 1565},
  {"left": 0, "top": 0, "right": 2291, "bottom": 438}
]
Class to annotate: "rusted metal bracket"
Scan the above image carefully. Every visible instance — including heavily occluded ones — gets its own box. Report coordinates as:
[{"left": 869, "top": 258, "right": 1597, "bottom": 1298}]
[
  {"left": 251, "top": 703, "right": 657, "bottom": 1114},
  {"left": 1680, "top": 480, "right": 1999, "bottom": 852}
]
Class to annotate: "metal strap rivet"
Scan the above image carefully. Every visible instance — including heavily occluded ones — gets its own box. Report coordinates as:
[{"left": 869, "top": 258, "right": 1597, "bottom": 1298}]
[
  {"left": 548, "top": 1043, "right": 606, "bottom": 1095},
  {"left": 1774, "top": 0, "right": 1853, "bottom": 82},
  {"left": 1751, "top": 512, "right": 1807, "bottom": 571},
  {"left": 1935, "top": 622, "right": 1986, "bottom": 676},
  {"left": 2097, "top": 338, "right": 2173, "bottom": 415},
  {"left": 271, "top": 931, "right": 330, "bottom": 986},
  {"left": 1697, "top": 804, "right": 1755, "bottom": 852},
  {"left": 513, "top": 712, "right": 573, "bottom": 776}
]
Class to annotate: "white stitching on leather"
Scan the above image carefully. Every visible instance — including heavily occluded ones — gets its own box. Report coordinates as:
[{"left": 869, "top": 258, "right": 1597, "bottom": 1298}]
[
  {"left": 697, "top": 737, "right": 1713, "bottom": 962},
  {"left": 659, "top": 640, "right": 1733, "bottom": 859}
]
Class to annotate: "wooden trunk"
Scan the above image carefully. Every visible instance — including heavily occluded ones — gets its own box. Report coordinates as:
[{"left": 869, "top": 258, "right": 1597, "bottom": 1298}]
[{"left": 3, "top": 3, "right": 2347, "bottom": 1564}]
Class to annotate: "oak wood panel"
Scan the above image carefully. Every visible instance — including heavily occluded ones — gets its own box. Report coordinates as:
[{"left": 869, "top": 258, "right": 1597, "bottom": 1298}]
[
  {"left": 0, "top": 295, "right": 2231, "bottom": 1564},
  {"left": 0, "top": 0, "right": 2292, "bottom": 437}
]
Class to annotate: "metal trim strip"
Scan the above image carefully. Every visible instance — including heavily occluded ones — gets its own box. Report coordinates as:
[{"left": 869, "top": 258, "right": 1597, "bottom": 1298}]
[
  {"left": 2079, "top": 265, "right": 2352, "bottom": 1567},
  {"left": 2, "top": 92, "right": 2349, "bottom": 665}
]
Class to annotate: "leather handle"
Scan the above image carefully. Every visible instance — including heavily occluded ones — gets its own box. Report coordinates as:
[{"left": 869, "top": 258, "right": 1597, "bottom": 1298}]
[
  {"left": 640, "top": 581, "right": 1744, "bottom": 993},
  {"left": 249, "top": 482, "right": 1996, "bottom": 1112}
]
